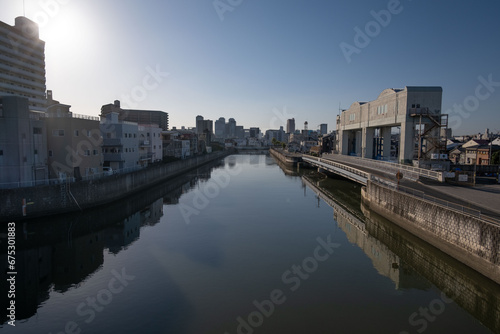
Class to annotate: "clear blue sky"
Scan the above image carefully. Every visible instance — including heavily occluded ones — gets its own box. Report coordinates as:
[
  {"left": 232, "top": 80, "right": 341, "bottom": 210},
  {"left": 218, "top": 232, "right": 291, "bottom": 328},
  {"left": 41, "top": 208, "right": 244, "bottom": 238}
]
[{"left": 1, "top": 0, "right": 499, "bottom": 135}]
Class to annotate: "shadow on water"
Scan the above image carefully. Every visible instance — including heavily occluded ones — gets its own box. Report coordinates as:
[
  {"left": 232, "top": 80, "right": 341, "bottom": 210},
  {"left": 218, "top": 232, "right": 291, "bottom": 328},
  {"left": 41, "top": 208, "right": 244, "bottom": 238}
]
[
  {"left": 0, "top": 158, "right": 227, "bottom": 326},
  {"left": 289, "top": 159, "right": 500, "bottom": 334}
]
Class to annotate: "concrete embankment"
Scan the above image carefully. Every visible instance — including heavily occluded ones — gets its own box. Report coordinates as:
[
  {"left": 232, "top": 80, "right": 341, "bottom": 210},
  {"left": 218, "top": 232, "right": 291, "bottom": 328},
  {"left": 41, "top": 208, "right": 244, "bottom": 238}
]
[
  {"left": 1, "top": 151, "right": 229, "bottom": 222},
  {"left": 362, "top": 180, "right": 500, "bottom": 285},
  {"left": 269, "top": 147, "right": 302, "bottom": 166}
]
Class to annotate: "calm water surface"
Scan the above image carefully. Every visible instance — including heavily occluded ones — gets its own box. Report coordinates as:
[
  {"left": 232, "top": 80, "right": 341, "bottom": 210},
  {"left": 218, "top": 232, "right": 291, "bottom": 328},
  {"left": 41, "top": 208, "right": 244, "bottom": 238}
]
[{"left": 1, "top": 154, "right": 498, "bottom": 334}]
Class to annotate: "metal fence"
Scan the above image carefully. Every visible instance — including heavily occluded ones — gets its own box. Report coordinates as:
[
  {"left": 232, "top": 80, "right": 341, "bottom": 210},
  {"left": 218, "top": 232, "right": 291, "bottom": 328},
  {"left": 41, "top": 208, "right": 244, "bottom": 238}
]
[
  {"left": 0, "top": 165, "right": 143, "bottom": 189},
  {"left": 324, "top": 154, "right": 443, "bottom": 182}
]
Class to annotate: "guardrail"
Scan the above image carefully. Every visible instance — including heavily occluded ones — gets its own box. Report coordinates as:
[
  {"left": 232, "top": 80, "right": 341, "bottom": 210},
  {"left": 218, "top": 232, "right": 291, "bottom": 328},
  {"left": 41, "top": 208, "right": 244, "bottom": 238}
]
[
  {"left": 369, "top": 175, "right": 500, "bottom": 225},
  {"left": 0, "top": 165, "right": 144, "bottom": 189},
  {"left": 324, "top": 154, "right": 444, "bottom": 182},
  {"left": 303, "top": 156, "right": 369, "bottom": 184}
]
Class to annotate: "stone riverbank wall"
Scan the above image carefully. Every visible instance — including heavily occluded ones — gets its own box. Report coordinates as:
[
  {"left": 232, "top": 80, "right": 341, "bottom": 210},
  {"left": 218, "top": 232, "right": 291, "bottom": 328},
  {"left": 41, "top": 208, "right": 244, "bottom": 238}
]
[
  {"left": 269, "top": 148, "right": 302, "bottom": 167},
  {"left": 1, "top": 152, "right": 229, "bottom": 222},
  {"left": 362, "top": 180, "right": 500, "bottom": 285}
]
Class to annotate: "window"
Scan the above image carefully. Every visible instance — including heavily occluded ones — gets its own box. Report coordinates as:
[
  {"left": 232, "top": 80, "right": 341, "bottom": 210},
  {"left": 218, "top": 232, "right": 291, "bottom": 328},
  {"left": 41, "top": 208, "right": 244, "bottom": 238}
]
[
  {"left": 93, "top": 149, "right": 98, "bottom": 155},
  {"left": 52, "top": 129, "right": 64, "bottom": 136},
  {"left": 349, "top": 114, "right": 356, "bottom": 121},
  {"left": 33, "top": 127, "right": 42, "bottom": 134},
  {"left": 49, "top": 150, "right": 53, "bottom": 157},
  {"left": 0, "top": 150, "right": 3, "bottom": 156},
  {"left": 84, "top": 150, "right": 90, "bottom": 156},
  {"left": 87, "top": 130, "right": 91, "bottom": 137},
  {"left": 74, "top": 130, "right": 79, "bottom": 136},
  {"left": 34, "top": 149, "right": 38, "bottom": 155}
]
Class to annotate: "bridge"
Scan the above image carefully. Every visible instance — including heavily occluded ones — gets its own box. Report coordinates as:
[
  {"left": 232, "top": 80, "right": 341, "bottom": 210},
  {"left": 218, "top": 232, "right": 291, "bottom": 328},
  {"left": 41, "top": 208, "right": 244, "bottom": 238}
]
[
  {"left": 302, "top": 154, "right": 445, "bottom": 185},
  {"left": 302, "top": 156, "right": 369, "bottom": 185}
]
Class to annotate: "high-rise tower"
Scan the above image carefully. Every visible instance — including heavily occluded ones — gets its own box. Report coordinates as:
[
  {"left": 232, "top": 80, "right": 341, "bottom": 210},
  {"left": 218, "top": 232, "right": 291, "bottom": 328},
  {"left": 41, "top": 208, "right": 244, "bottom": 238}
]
[{"left": 0, "top": 17, "right": 47, "bottom": 111}]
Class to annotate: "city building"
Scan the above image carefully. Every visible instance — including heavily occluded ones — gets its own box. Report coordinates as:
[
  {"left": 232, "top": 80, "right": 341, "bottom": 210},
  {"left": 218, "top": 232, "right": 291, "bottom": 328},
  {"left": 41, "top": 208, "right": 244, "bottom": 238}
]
[
  {"left": 226, "top": 118, "right": 236, "bottom": 138},
  {"left": 0, "top": 95, "right": 48, "bottom": 186},
  {"left": 45, "top": 91, "right": 103, "bottom": 179},
  {"left": 319, "top": 123, "right": 328, "bottom": 136},
  {"left": 338, "top": 86, "right": 445, "bottom": 164},
  {"left": 0, "top": 17, "right": 47, "bottom": 111},
  {"left": 194, "top": 115, "right": 213, "bottom": 136},
  {"left": 265, "top": 126, "right": 285, "bottom": 143},
  {"left": 286, "top": 118, "right": 295, "bottom": 134},
  {"left": 100, "top": 112, "right": 139, "bottom": 171},
  {"left": 101, "top": 100, "right": 168, "bottom": 130},
  {"left": 235, "top": 125, "right": 244, "bottom": 139},
  {"left": 249, "top": 127, "right": 261, "bottom": 138},
  {"left": 215, "top": 117, "right": 226, "bottom": 138}
]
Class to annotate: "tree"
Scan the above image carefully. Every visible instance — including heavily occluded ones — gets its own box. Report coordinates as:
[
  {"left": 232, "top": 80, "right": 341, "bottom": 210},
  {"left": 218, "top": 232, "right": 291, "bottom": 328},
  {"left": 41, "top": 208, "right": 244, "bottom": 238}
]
[{"left": 492, "top": 151, "right": 500, "bottom": 165}]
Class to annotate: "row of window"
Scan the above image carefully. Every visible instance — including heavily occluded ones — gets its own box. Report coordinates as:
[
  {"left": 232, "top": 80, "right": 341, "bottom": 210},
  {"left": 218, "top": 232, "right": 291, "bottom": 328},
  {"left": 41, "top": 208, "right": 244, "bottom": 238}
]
[{"left": 377, "top": 105, "right": 388, "bottom": 115}]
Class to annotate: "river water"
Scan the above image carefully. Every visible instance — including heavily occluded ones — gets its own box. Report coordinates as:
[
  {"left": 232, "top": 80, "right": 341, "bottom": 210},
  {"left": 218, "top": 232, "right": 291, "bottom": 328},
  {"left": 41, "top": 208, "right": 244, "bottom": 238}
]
[{"left": 1, "top": 154, "right": 498, "bottom": 334}]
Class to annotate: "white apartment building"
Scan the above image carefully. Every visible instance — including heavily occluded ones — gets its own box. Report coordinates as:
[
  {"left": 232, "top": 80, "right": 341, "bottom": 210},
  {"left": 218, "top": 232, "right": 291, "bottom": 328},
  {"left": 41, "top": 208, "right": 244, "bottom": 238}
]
[
  {"left": 100, "top": 112, "right": 139, "bottom": 171},
  {"left": 138, "top": 123, "right": 163, "bottom": 166}
]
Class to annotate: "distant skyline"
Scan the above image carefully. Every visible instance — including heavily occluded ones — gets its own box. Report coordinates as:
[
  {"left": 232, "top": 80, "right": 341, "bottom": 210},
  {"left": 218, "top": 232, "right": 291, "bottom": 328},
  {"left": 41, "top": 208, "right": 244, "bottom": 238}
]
[{"left": 1, "top": 0, "right": 499, "bottom": 135}]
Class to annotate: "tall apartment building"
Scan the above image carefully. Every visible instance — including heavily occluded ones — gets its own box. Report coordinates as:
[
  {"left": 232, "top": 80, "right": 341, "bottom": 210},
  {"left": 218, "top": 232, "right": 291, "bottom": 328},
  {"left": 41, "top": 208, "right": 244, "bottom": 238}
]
[
  {"left": 215, "top": 117, "right": 226, "bottom": 138},
  {"left": 319, "top": 124, "right": 328, "bottom": 135},
  {"left": 0, "top": 17, "right": 46, "bottom": 111},
  {"left": 286, "top": 118, "right": 295, "bottom": 134}
]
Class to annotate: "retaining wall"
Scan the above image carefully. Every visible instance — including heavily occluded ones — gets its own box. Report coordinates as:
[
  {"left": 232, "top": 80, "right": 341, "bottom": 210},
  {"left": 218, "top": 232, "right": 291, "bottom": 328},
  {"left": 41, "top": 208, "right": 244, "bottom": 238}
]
[
  {"left": 1, "top": 152, "right": 229, "bottom": 222},
  {"left": 269, "top": 148, "right": 302, "bottom": 166},
  {"left": 362, "top": 180, "right": 500, "bottom": 284}
]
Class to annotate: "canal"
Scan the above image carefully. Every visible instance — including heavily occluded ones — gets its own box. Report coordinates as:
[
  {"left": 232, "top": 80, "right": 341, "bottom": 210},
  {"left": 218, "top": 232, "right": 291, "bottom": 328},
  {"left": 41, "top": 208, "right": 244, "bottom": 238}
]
[{"left": 1, "top": 154, "right": 498, "bottom": 334}]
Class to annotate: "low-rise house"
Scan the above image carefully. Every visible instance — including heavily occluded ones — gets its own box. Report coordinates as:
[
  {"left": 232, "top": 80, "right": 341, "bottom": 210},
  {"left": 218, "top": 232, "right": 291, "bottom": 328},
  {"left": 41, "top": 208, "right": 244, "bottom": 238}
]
[
  {"left": 138, "top": 124, "right": 162, "bottom": 166},
  {"left": 0, "top": 95, "right": 48, "bottom": 187},
  {"left": 45, "top": 92, "right": 102, "bottom": 179}
]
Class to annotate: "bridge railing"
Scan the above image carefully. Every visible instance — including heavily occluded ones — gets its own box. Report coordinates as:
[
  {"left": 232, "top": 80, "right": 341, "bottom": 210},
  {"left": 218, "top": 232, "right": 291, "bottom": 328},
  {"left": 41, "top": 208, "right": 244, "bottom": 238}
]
[
  {"left": 324, "top": 154, "right": 444, "bottom": 182},
  {"left": 369, "top": 175, "right": 500, "bottom": 225},
  {"left": 303, "top": 156, "right": 369, "bottom": 182}
]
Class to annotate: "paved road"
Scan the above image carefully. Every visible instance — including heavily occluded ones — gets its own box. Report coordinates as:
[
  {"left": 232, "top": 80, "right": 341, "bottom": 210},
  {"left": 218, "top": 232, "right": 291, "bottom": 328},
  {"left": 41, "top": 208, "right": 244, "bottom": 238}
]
[{"left": 320, "top": 155, "right": 500, "bottom": 221}]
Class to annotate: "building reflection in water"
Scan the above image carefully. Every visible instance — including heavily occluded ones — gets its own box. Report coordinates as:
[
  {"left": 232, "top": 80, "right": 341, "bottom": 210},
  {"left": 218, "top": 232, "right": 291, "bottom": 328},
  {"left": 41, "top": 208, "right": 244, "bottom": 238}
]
[
  {"left": 0, "top": 158, "right": 225, "bottom": 325},
  {"left": 301, "top": 171, "right": 500, "bottom": 334}
]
